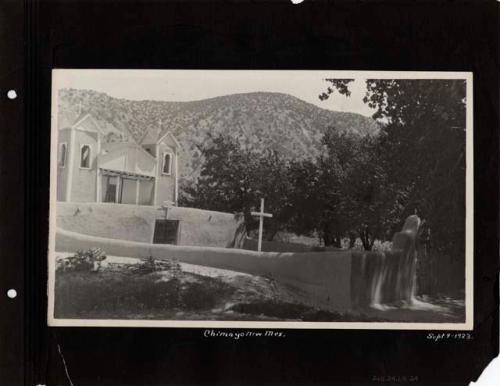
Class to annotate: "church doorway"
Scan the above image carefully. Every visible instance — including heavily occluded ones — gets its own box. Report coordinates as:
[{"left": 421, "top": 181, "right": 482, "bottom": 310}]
[
  {"left": 103, "top": 176, "right": 118, "bottom": 203},
  {"left": 102, "top": 175, "right": 136, "bottom": 204},
  {"left": 120, "top": 178, "right": 137, "bottom": 204},
  {"left": 101, "top": 171, "right": 154, "bottom": 205}
]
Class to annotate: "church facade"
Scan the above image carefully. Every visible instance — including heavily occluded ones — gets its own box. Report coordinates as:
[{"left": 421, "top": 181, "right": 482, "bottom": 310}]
[{"left": 56, "top": 112, "right": 179, "bottom": 207}]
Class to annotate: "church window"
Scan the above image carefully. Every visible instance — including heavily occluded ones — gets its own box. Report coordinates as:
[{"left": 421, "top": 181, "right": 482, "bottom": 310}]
[
  {"left": 80, "top": 144, "right": 91, "bottom": 169},
  {"left": 162, "top": 152, "right": 173, "bottom": 175},
  {"left": 58, "top": 143, "right": 67, "bottom": 167}
]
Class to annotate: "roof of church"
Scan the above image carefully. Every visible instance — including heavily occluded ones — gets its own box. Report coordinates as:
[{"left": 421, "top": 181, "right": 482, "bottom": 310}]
[
  {"left": 101, "top": 141, "right": 132, "bottom": 152},
  {"left": 158, "top": 131, "right": 181, "bottom": 148},
  {"left": 59, "top": 110, "right": 178, "bottom": 148},
  {"left": 58, "top": 110, "right": 80, "bottom": 130},
  {"left": 58, "top": 110, "right": 102, "bottom": 133},
  {"left": 101, "top": 141, "right": 157, "bottom": 161},
  {"left": 139, "top": 129, "right": 160, "bottom": 145},
  {"left": 140, "top": 129, "right": 180, "bottom": 148}
]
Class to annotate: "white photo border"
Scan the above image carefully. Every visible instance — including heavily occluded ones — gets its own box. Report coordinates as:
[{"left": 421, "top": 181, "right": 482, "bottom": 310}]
[{"left": 47, "top": 69, "right": 473, "bottom": 330}]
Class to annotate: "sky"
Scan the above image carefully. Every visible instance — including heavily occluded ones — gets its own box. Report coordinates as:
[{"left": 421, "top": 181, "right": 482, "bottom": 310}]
[{"left": 52, "top": 69, "right": 376, "bottom": 117}]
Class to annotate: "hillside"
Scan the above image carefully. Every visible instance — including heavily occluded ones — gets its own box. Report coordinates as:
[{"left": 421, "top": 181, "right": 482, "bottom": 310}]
[{"left": 58, "top": 89, "right": 379, "bottom": 189}]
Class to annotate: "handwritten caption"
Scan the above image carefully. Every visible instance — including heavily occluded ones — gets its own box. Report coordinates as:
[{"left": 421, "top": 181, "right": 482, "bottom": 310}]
[
  {"left": 203, "top": 329, "right": 286, "bottom": 340},
  {"left": 426, "top": 332, "right": 473, "bottom": 342}
]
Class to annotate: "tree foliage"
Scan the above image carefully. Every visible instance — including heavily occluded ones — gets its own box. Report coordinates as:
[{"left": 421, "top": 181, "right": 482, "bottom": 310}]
[
  {"left": 363, "top": 79, "right": 466, "bottom": 258},
  {"left": 184, "top": 78, "right": 466, "bottom": 267},
  {"left": 183, "top": 129, "right": 404, "bottom": 249},
  {"left": 180, "top": 134, "right": 294, "bottom": 240},
  {"left": 319, "top": 79, "right": 355, "bottom": 100}
]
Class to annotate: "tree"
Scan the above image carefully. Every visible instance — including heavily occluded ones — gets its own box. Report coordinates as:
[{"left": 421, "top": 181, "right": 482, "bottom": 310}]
[
  {"left": 321, "top": 78, "right": 467, "bottom": 288},
  {"left": 319, "top": 79, "right": 354, "bottom": 100},
  {"left": 181, "top": 133, "right": 258, "bottom": 221},
  {"left": 340, "top": 134, "right": 405, "bottom": 250},
  {"left": 315, "top": 130, "right": 356, "bottom": 247},
  {"left": 182, "top": 133, "right": 294, "bottom": 240},
  {"left": 303, "top": 129, "right": 404, "bottom": 250},
  {"left": 286, "top": 129, "right": 364, "bottom": 248},
  {"left": 253, "top": 149, "right": 294, "bottom": 240},
  {"left": 363, "top": 79, "right": 466, "bottom": 257},
  {"left": 285, "top": 159, "right": 323, "bottom": 241}
]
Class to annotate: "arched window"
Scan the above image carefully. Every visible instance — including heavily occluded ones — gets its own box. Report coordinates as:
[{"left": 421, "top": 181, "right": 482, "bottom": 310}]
[
  {"left": 80, "top": 144, "right": 91, "bottom": 169},
  {"left": 58, "top": 143, "right": 67, "bottom": 167},
  {"left": 162, "top": 152, "right": 172, "bottom": 175}
]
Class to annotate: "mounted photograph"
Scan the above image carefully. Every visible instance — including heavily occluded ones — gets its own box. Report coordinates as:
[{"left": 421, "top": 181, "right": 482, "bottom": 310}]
[{"left": 47, "top": 70, "right": 473, "bottom": 329}]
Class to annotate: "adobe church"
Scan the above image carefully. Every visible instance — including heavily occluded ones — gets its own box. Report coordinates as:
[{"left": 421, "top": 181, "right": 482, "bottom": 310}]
[{"left": 56, "top": 111, "right": 179, "bottom": 207}]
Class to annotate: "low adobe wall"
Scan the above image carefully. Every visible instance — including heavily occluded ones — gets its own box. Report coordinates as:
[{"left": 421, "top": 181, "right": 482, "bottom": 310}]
[
  {"left": 350, "top": 215, "right": 421, "bottom": 309},
  {"left": 57, "top": 202, "right": 158, "bottom": 243},
  {"left": 55, "top": 228, "right": 353, "bottom": 311},
  {"left": 56, "top": 202, "right": 245, "bottom": 248},
  {"left": 242, "top": 237, "right": 322, "bottom": 253},
  {"left": 167, "top": 206, "right": 246, "bottom": 248}
]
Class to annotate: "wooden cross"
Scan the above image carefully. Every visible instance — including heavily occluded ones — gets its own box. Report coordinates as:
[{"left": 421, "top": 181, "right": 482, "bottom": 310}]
[{"left": 251, "top": 198, "right": 273, "bottom": 252}]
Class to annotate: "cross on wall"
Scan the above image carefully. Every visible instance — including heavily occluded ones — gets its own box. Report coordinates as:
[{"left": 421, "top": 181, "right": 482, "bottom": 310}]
[{"left": 251, "top": 198, "right": 273, "bottom": 252}]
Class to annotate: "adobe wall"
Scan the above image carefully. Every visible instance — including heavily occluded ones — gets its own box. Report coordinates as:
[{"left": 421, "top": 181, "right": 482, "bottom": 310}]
[
  {"left": 242, "top": 237, "right": 321, "bottom": 253},
  {"left": 55, "top": 228, "right": 353, "bottom": 311},
  {"left": 56, "top": 202, "right": 245, "bottom": 247},
  {"left": 57, "top": 202, "right": 158, "bottom": 243},
  {"left": 350, "top": 215, "right": 421, "bottom": 309},
  {"left": 167, "top": 206, "right": 246, "bottom": 248}
]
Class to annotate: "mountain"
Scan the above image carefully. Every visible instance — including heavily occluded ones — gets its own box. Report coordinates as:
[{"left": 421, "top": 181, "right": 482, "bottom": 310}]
[{"left": 58, "top": 88, "right": 380, "bottom": 188}]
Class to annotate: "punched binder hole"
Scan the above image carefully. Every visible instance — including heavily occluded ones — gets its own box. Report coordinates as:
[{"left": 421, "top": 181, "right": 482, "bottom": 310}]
[
  {"left": 7, "top": 289, "right": 17, "bottom": 299},
  {"left": 7, "top": 90, "right": 17, "bottom": 99}
]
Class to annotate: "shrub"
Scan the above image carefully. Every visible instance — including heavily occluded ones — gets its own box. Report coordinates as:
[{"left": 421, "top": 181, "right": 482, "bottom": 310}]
[
  {"left": 129, "top": 256, "right": 181, "bottom": 276},
  {"left": 56, "top": 248, "right": 107, "bottom": 273}
]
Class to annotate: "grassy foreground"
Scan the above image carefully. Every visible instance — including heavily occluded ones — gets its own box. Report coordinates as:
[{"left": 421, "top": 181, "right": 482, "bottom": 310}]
[
  {"left": 54, "top": 257, "right": 386, "bottom": 322},
  {"left": 55, "top": 270, "right": 235, "bottom": 319}
]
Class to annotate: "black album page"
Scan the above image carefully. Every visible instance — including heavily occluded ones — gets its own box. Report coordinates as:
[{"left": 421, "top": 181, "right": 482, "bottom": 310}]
[{"left": 0, "top": 0, "right": 498, "bottom": 385}]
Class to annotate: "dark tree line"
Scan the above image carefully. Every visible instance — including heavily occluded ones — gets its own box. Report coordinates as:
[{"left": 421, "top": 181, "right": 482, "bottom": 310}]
[
  {"left": 181, "top": 79, "right": 466, "bottom": 272},
  {"left": 181, "top": 129, "right": 403, "bottom": 250},
  {"left": 325, "top": 78, "right": 467, "bottom": 294}
]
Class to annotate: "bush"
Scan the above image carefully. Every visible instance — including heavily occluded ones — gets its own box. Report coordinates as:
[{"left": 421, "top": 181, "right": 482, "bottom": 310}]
[
  {"left": 129, "top": 256, "right": 181, "bottom": 276},
  {"left": 56, "top": 248, "right": 107, "bottom": 273}
]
